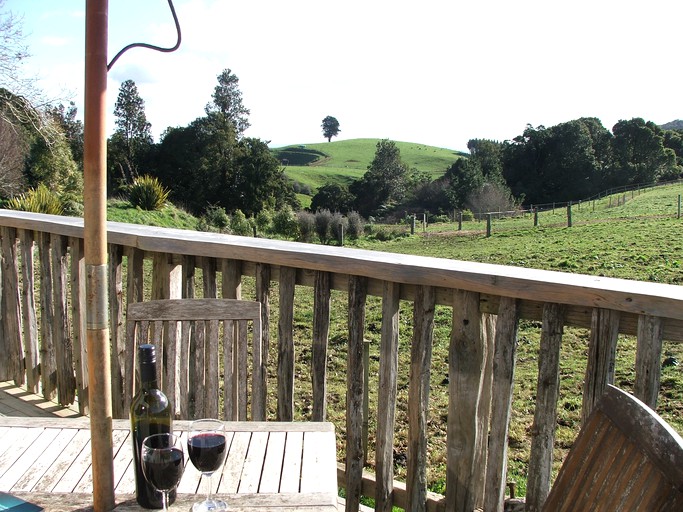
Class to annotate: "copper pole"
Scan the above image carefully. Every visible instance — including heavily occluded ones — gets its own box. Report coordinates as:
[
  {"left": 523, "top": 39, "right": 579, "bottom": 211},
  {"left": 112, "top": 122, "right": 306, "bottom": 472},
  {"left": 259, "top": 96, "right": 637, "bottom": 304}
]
[{"left": 84, "top": 0, "right": 115, "bottom": 510}]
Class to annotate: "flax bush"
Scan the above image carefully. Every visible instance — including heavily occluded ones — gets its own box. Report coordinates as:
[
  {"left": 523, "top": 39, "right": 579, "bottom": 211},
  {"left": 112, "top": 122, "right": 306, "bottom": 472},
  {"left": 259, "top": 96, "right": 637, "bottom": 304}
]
[
  {"left": 5, "top": 183, "right": 64, "bottom": 215},
  {"left": 128, "top": 175, "right": 170, "bottom": 211}
]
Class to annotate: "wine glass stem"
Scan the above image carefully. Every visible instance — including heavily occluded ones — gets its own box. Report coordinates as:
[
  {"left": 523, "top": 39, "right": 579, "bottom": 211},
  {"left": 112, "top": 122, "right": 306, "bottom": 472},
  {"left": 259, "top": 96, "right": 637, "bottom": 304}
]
[
  {"left": 206, "top": 472, "right": 213, "bottom": 502},
  {"left": 162, "top": 490, "right": 168, "bottom": 512}
]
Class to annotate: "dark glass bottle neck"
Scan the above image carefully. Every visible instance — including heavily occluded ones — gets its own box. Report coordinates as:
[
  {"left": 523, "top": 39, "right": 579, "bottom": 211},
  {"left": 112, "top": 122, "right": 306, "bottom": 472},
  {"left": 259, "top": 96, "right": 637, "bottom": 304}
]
[{"left": 139, "top": 362, "right": 159, "bottom": 390}]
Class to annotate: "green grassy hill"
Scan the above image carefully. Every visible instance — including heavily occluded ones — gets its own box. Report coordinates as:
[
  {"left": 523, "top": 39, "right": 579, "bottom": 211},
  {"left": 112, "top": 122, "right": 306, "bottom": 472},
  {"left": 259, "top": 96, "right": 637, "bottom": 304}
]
[{"left": 272, "top": 139, "right": 464, "bottom": 207}]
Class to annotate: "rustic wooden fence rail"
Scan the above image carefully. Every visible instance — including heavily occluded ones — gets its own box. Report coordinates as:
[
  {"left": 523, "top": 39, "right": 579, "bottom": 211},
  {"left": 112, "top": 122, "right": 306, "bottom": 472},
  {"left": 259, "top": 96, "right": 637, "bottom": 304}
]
[{"left": 0, "top": 210, "right": 682, "bottom": 512}]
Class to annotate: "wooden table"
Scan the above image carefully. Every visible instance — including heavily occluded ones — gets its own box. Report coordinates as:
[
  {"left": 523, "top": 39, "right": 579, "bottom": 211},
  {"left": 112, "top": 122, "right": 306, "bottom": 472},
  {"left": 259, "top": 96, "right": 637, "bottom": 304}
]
[{"left": 0, "top": 417, "right": 338, "bottom": 511}]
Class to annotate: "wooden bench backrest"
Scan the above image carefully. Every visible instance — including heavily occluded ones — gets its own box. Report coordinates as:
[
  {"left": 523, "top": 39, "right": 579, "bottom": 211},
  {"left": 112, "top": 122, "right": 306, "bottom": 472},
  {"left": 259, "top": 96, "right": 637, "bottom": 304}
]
[
  {"left": 124, "top": 298, "right": 264, "bottom": 421},
  {"left": 543, "top": 385, "right": 683, "bottom": 511}
]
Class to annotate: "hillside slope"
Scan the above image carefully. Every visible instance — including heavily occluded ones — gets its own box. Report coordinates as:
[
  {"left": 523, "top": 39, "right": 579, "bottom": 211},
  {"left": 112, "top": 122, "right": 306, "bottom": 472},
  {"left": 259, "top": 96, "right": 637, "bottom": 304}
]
[{"left": 273, "top": 138, "right": 464, "bottom": 206}]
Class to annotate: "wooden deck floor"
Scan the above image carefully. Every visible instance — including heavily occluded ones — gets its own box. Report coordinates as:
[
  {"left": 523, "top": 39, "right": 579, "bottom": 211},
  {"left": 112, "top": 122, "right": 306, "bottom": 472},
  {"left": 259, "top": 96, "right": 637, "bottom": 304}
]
[{"left": 0, "top": 381, "right": 81, "bottom": 418}]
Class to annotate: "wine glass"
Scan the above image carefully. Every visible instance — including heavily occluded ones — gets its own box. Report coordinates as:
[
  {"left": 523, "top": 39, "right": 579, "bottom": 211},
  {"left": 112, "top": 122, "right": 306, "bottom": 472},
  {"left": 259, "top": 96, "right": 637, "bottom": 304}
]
[
  {"left": 188, "top": 419, "right": 228, "bottom": 512},
  {"left": 141, "top": 433, "right": 185, "bottom": 512}
]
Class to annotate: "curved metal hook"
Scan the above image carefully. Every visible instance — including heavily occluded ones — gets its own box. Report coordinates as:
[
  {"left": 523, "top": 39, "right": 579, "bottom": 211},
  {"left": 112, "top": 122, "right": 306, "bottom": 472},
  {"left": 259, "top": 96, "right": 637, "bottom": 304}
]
[{"left": 107, "top": 0, "right": 182, "bottom": 71}]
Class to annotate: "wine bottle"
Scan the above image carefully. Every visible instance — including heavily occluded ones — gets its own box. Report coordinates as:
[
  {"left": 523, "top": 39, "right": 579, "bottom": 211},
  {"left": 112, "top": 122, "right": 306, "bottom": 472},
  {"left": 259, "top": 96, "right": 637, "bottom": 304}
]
[{"left": 130, "top": 344, "right": 176, "bottom": 508}]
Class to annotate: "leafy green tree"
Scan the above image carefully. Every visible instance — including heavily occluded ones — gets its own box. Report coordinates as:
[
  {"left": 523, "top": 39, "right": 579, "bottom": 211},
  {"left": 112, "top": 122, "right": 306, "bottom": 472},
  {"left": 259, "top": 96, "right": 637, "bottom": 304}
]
[
  {"left": 0, "top": 115, "right": 27, "bottom": 198},
  {"left": 230, "top": 137, "right": 299, "bottom": 216},
  {"left": 110, "top": 80, "right": 153, "bottom": 190},
  {"left": 310, "top": 183, "right": 354, "bottom": 213},
  {"left": 47, "top": 102, "right": 83, "bottom": 167},
  {"left": 444, "top": 157, "right": 484, "bottom": 210},
  {"left": 610, "top": 118, "right": 677, "bottom": 186},
  {"left": 321, "top": 116, "right": 340, "bottom": 142},
  {"left": 350, "top": 139, "right": 408, "bottom": 217},
  {"left": 206, "top": 68, "right": 250, "bottom": 136},
  {"left": 502, "top": 119, "right": 612, "bottom": 204}
]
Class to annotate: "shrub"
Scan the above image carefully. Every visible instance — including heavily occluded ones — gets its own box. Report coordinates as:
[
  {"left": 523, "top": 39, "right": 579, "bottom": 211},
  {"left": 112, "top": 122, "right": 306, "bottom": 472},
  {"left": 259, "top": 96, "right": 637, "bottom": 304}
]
[
  {"left": 255, "top": 209, "right": 272, "bottom": 235},
  {"left": 230, "top": 209, "right": 252, "bottom": 236},
  {"left": 203, "top": 205, "right": 230, "bottom": 231},
  {"left": 346, "top": 211, "right": 365, "bottom": 239},
  {"left": 296, "top": 211, "right": 316, "bottom": 242},
  {"left": 272, "top": 205, "right": 299, "bottom": 239},
  {"left": 330, "top": 212, "right": 348, "bottom": 244},
  {"left": 5, "top": 183, "right": 63, "bottom": 215},
  {"left": 315, "top": 209, "right": 333, "bottom": 244},
  {"left": 128, "top": 175, "right": 169, "bottom": 211}
]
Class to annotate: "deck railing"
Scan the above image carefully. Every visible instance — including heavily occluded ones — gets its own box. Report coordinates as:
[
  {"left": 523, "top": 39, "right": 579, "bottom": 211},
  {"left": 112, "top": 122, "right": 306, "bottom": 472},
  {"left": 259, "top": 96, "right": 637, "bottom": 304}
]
[{"left": 0, "top": 210, "right": 681, "bottom": 512}]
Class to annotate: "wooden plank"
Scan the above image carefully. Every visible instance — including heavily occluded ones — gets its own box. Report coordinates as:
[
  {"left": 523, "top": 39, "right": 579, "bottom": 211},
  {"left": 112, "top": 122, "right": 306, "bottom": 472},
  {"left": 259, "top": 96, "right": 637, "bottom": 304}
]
[
  {"left": 38, "top": 231, "right": 57, "bottom": 400},
  {"left": 69, "top": 236, "right": 88, "bottom": 414},
  {"left": 526, "top": 302, "right": 565, "bottom": 512},
  {"left": 484, "top": 296, "right": 519, "bottom": 512},
  {"left": 8, "top": 492, "right": 339, "bottom": 511},
  {"left": 32, "top": 428, "right": 90, "bottom": 492},
  {"left": 219, "top": 431, "right": 251, "bottom": 493},
  {"left": 109, "top": 244, "right": 125, "bottom": 418},
  {"left": 0, "top": 427, "right": 60, "bottom": 490},
  {"left": 446, "top": 289, "right": 485, "bottom": 512},
  {"left": 254, "top": 263, "right": 271, "bottom": 421},
  {"left": 122, "top": 246, "right": 144, "bottom": 416},
  {"left": 19, "top": 230, "right": 39, "bottom": 393},
  {"left": 278, "top": 266, "right": 296, "bottom": 421},
  {"left": 406, "top": 285, "right": 435, "bottom": 512},
  {"left": 240, "top": 431, "right": 269, "bottom": 493},
  {"left": 51, "top": 233, "right": 75, "bottom": 405},
  {"left": 345, "top": 275, "right": 368, "bottom": 512},
  {"left": 312, "top": 270, "right": 331, "bottom": 422},
  {"left": 582, "top": 308, "right": 620, "bottom": 423},
  {"left": 0, "top": 427, "right": 44, "bottom": 488},
  {"left": 1, "top": 227, "right": 22, "bottom": 384},
  {"left": 51, "top": 431, "right": 93, "bottom": 493},
  {"left": 112, "top": 429, "right": 135, "bottom": 493},
  {"left": 376, "top": 281, "right": 400, "bottom": 512},
  {"left": 12, "top": 427, "right": 79, "bottom": 492},
  {"left": 280, "top": 431, "right": 304, "bottom": 492},
  {"left": 634, "top": 314, "right": 663, "bottom": 408},
  {"left": 474, "top": 312, "right": 495, "bottom": 508},
  {"left": 301, "top": 431, "right": 337, "bottom": 495},
  {"left": 73, "top": 428, "right": 129, "bottom": 493},
  {"left": 259, "top": 431, "right": 286, "bottom": 493},
  {"left": 3, "top": 212, "right": 683, "bottom": 320}
]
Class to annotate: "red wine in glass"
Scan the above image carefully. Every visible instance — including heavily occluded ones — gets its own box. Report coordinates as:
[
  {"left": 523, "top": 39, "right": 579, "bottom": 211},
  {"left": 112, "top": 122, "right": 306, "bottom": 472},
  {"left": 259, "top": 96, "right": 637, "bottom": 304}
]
[
  {"left": 188, "top": 432, "right": 227, "bottom": 473},
  {"left": 141, "top": 433, "right": 185, "bottom": 512},
  {"left": 188, "top": 419, "right": 228, "bottom": 512}
]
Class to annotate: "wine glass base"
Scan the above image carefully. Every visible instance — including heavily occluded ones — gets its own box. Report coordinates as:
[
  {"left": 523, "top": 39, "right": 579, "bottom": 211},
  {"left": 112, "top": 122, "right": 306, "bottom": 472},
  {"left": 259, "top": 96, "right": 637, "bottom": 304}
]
[{"left": 192, "top": 499, "right": 228, "bottom": 512}]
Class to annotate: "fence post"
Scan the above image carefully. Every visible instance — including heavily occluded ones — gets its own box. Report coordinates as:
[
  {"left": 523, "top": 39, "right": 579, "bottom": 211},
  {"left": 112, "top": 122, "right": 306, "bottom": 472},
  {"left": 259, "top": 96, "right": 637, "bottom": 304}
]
[
  {"left": 678, "top": 195, "right": 681, "bottom": 219},
  {"left": 486, "top": 214, "right": 492, "bottom": 237},
  {"left": 534, "top": 208, "right": 538, "bottom": 227},
  {"left": 458, "top": 211, "right": 463, "bottom": 231},
  {"left": 411, "top": 216, "right": 416, "bottom": 235},
  {"left": 567, "top": 202, "right": 572, "bottom": 227}
]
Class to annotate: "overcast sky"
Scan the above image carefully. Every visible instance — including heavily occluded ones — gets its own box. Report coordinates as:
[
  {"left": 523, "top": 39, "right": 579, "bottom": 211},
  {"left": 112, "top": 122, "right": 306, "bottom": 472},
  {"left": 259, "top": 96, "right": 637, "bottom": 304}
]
[{"left": 5, "top": 0, "right": 682, "bottom": 151}]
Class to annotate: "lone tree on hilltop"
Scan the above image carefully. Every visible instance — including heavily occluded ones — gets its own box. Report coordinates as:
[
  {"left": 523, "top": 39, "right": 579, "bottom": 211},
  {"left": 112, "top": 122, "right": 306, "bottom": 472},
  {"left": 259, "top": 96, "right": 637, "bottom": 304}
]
[{"left": 321, "top": 115, "right": 340, "bottom": 142}]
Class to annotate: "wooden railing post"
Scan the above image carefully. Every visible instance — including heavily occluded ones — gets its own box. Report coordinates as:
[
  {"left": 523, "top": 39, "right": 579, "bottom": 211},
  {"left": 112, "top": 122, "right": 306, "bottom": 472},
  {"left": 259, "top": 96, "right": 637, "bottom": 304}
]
[
  {"left": 526, "top": 303, "right": 565, "bottom": 512},
  {"left": 346, "top": 275, "right": 368, "bottom": 512},
  {"left": 634, "top": 314, "right": 663, "bottom": 408},
  {"left": 446, "top": 289, "right": 485, "bottom": 512},
  {"left": 109, "top": 244, "right": 124, "bottom": 417},
  {"left": 278, "top": 266, "right": 296, "bottom": 421},
  {"left": 484, "top": 296, "right": 519, "bottom": 512},
  {"left": 21, "top": 230, "right": 40, "bottom": 394},
  {"left": 376, "top": 281, "right": 400, "bottom": 512},
  {"left": 0, "top": 227, "right": 22, "bottom": 384},
  {"left": 406, "top": 285, "right": 435, "bottom": 512},
  {"left": 254, "top": 263, "right": 271, "bottom": 420},
  {"left": 582, "top": 308, "right": 620, "bottom": 423},
  {"left": 312, "top": 270, "right": 331, "bottom": 421}
]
